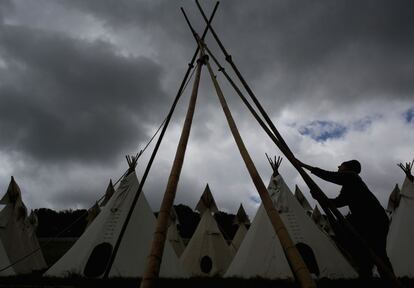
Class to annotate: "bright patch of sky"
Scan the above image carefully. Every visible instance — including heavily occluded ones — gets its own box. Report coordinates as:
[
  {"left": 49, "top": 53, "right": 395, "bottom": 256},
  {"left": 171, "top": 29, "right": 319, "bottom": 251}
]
[
  {"left": 403, "top": 108, "right": 414, "bottom": 123},
  {"left": 299, "top": 120, "right": 348, "bottom": 142},
  {"left": 249, "top": 195, "right": 261, "bottom": 204}
]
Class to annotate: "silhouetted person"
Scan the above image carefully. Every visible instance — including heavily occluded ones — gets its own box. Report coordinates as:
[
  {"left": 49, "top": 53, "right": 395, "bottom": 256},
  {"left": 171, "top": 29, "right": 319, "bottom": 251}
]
[{"left": 295, "top": 159, "right": 394, "bottom": 279}]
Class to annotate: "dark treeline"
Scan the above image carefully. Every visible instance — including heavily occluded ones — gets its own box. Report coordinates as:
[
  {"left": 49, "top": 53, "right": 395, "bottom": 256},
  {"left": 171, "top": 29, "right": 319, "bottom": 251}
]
[
  {"left": 35, "top": 208, "right": 88, "bottom": 238},
  {"left": 35, "top": 205, "right": 240, "bottom": 240}
]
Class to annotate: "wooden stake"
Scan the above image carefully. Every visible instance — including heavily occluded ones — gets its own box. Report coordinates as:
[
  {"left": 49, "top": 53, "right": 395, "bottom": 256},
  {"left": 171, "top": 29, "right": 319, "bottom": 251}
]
[{"left": 139, "top": 55, "right": 204, "bottom": 288}]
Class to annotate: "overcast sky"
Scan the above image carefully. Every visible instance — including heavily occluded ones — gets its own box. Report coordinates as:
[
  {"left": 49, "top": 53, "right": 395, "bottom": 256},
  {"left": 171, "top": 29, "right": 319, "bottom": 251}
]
[{"left": 0, "top": 0, "right": 413, "bottom": 218}]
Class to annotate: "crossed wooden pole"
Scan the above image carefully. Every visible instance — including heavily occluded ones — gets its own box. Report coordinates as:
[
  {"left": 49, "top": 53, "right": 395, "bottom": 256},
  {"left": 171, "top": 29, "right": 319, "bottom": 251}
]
[{"left": 122, "top": 2, "right": 401, "bottom": 288}]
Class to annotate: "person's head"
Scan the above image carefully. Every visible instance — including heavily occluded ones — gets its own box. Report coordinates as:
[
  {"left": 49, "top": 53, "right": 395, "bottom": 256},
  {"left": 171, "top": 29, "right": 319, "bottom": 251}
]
[{"left": 338, "top": 160, "right": 361, "bottom": 174}]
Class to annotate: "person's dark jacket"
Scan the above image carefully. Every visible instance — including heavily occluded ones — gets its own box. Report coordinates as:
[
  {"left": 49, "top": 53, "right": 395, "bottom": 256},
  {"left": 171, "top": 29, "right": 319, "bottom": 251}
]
[{"left": 309, "top": 167, "right": 389, "bottom": 235}]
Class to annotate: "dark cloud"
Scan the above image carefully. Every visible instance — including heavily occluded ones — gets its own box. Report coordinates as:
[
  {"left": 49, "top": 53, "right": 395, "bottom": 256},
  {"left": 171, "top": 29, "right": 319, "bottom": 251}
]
[
  {"left": 0, "top": 0, "right": 13, "bottom": 23},
  {"left": 62, "top": 0, "right": 414, "bottom": 109},
  {"left": 0, "top": 1, "right": 413, "bottom": 213},
  {"left": 0, "top": 25, "right": 168, "bottom": 164}
]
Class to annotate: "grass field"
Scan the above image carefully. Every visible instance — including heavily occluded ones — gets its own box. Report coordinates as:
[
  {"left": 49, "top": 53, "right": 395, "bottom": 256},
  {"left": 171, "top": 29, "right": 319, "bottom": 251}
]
[{"left": 0, "top": 276, "right": 413, "bottom": 288}]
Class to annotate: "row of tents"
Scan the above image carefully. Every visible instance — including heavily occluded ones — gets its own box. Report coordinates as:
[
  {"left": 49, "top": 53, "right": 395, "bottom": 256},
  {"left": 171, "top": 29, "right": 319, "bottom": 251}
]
[{"left": 0, "top": 163, "right": 413, "bottom": 279}]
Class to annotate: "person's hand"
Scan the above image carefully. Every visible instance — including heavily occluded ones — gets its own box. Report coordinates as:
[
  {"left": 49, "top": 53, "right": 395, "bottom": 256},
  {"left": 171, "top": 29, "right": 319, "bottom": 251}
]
[
  {"left": 292, "top": 157, "right": 304, "bottom": 167},
  {"left": 293, "top": 157, "right": 313, "bottom": 170}
]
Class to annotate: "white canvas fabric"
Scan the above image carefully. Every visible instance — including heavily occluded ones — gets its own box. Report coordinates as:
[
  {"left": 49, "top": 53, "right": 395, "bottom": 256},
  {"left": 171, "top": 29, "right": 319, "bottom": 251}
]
[
  {"left": 294, "top": 185, "right": 313, "bottom": 216},
  {"left": 387, "top": 177, "right": 414, "bottom": 277},
  {"left": 231, "top": 204, "right": 250, "bottom": 252},
  {"left": 231, "top": 224, "right": 248, "bottom": 252},
  {"left": 225, "top": 174, "right": 357, "bottom": 279},
  {"left": 45, "top": 171, "right": 187, "bottom": 278},
  {"left": 311, "top": 206, "right": 335, "bottom": 237},
  {"left": 180, "top": 210, "right": 234, "bottom": 277},
  {"left": 0, "top": 235, "right": 15, "bottom": 276},
  {"left": 167, "top": 208, "right": 185, "bottom": 257},
  {"left": 180, "top": 186, "right": 234, "bottom": 277},
  {"left": 195, "top": 184, "right": 218, "bottom": 214},
  {"left": 100, "top": 180, "right": 115, "bottom": 207},
  {"left": 0, "top": 177, "right": 47, "bottom": 274},
  {"left": 386, "top": 184, "right": 400, "bottom": 215}
]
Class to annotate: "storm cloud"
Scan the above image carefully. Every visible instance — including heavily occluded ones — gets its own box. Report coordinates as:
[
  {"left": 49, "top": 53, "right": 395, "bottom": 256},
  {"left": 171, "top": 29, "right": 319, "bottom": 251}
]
[{"left": 0, "top": 1, "right": 413, "bottom": 216}]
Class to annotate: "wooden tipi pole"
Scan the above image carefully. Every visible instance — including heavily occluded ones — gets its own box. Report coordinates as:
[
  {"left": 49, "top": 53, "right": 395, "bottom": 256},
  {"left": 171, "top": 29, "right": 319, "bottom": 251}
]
[
  {"left": 102, "top": 3, "right": 219, "bottom": 279},
  {"left": 194, "top": 2, "right": 401, "bottom": 286},
  {"left": 183, "top": 27, "right": 316, "bottom": 288},
  {"left": 140, "top": 53, "right": 205, "bottom": 288}
]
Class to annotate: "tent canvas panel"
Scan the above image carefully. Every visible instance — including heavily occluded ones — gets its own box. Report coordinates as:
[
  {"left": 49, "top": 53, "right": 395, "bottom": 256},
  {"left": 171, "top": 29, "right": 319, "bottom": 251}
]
[
  {"left": 387, "top": 177, "right": 414, "bottom": 277},
  {"left": 45, "top": 172, "right": 187, "bottom": 278}
]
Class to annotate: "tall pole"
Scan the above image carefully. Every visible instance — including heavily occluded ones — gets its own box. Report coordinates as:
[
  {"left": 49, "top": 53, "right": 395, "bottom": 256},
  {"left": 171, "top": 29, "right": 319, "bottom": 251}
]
[
  {"left": 140, "top": 54, "right": 205, "bottom": 288},
  {"left": 102, "top": 2, "right": 219, "bottom": 279},
  {"left": 194, "top": 2, "right": 401, "bottom": 286},
  {"left": 186, "top": 31, "right": 316, "bottom": 288}
]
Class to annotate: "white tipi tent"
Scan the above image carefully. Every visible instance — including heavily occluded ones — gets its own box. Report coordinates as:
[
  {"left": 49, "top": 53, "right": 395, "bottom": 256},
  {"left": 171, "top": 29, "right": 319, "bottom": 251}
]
[
  {"left": 180, "top": 184, "right": 234, "bottom": 277},
  {"left": 225, "top": 173, "right": 357, "bottom": 279},
  {"left": 45, "top": 170, "right": 187, "bottom": 278},
  {"left": 387, "top": 176, "right": 414, "bottom": 277},
  {"left": 0, "top": 177, "right": 47, "bottom": 274},
  {"left": 294, "top": 185, "right": 313, "bottom": 216},
  {"left": 231, "top": 204, "right": 250, "bottom": 252},
  {"left": 167, "top": 207, "right": 185, "bottom": 257},
  {"left": 386, "top": 184, "right": 400, "bottom": 215},
  {"left": 0, "top": 237, "right": 14, "bottom": 276},
  {"left": 85, "top": 180, "right": 116, "bottom": 228},
  {"left": 311, "top": 206, "right": 335, "bottom": 237}
]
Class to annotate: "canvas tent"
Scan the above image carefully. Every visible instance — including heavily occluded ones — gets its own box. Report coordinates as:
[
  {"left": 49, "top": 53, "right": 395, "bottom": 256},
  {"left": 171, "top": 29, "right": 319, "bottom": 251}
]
[
  {"left": 225, "top": 173, "right": 357, "bottom": 279},
  {"left": 85, "top": 180, "right": 116, "bottom": 228},
  {"left": 294, "top": 185, "right": 313, "bottom": 216},
  {"left": 0, "top": 177, "right": 47, "bottom": 275},
  {"left": 386, "top": 184, "right": 400, "bottom": 215},
  {"left": 45, "top": 170, "right": 187, "bottom": 278},
  {"left": 387, "top": 176, "right": 414, "bottom": 277},
  {"left": 167, "top": 207, "right": 185, "bottom": 257},
  {"left": 0, "top": 237, "right": 14, "bottom": 276},
  {"left": 100, "top": 180, "right": 115, "bottom": 207},
  {"left": 311, "top": 206, "right": 335, "bottom": 237},
  {"left": 231, "top": 204, "right": 250, "bottom": 251},
  {"left": 180, "top": 184, "right": 234, "bottom": 277}
]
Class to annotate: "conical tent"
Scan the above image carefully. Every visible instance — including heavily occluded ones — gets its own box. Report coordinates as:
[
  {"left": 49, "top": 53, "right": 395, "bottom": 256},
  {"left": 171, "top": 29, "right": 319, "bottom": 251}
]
[
  {"left": 167, "top": 207, "right": 185, "bottom": 257},
  {"left": 387, "top": 177, "right": 414, "bottom": 277},
  {"left": 86, "top": 202, "right": 101, "bottom": 228},
  {"left": 45, "top": 171, "right": 187, "bottom": 278},
  {"left": 225, "top": 173, "right": 357, "bottom": 279},
  {"left": 386, "top": 184, "right": 400, "bottom": 215},
  {"left": 180, "top": 185, "right": 234, "bottom": 277},
  {"left": 0, "top": 235, "right": 14, "bottom": 276},
  {"left": 0, "top": 177, "right": 47, "bottom": 274},
  {"left": 194, "top": 184, "right": 218, "bottom": 214},
  {"left": 85, "top": 180, "right": 116, "bottom": 228},
  {"left": 294, "top": 185, "right": 312, "bottom": 216},
  {"left": 311, "top": 206, "right": 334, "bottom": 237},
  {"left": 231, "top": 204, "right": 250, "bottom": 251},
  {"left": 100, "top": 180, "right": 116, "bottom": 207}
]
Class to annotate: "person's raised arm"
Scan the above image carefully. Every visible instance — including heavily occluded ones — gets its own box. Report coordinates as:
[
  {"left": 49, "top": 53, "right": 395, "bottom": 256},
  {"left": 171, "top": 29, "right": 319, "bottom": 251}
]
[{"left": 294, "top": 158, "right": 352, "bottom": 186}]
